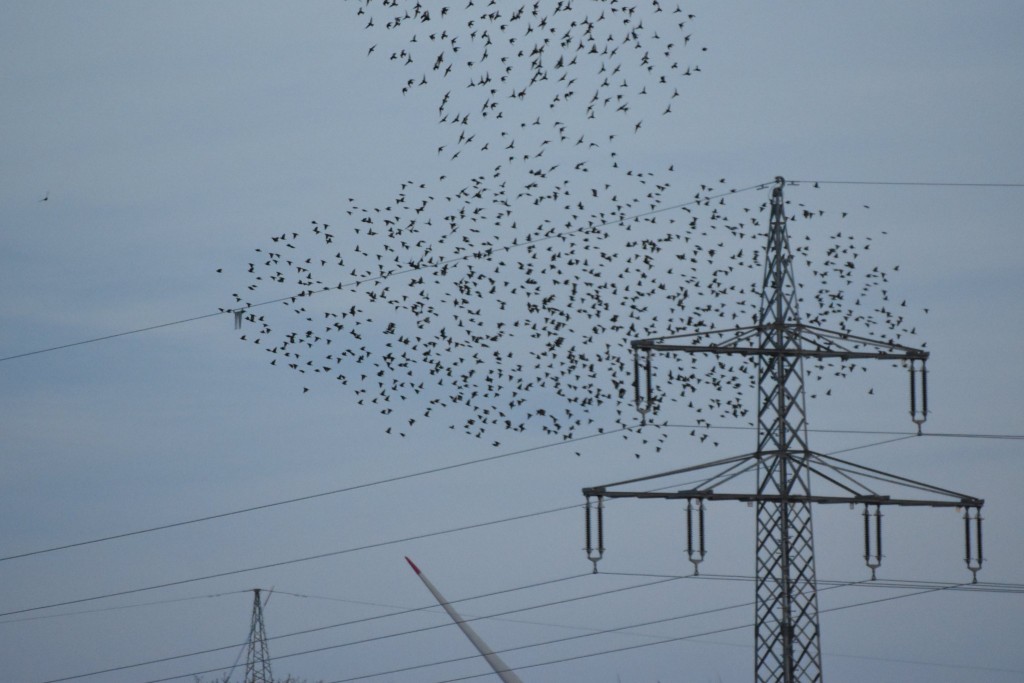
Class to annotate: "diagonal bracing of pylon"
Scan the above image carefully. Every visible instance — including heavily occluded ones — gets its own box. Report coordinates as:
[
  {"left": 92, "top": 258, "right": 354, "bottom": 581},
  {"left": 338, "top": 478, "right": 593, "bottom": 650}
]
[
  {"left": 244, "top": 588, "right": 273, "bottom": 683},
  {"left": 582, "top": 177, "right": 984, "bottom": 683}
]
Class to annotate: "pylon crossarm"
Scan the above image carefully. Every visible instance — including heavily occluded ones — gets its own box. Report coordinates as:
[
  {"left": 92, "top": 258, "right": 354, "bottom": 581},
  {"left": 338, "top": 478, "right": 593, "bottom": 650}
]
[
  {"left": 812, "top": 461, "right": 962, "bottom": 501},
  {"left": 635, "top": 342, "right": 923, "bottom": 361},
  {"left": 814, "top": 452, "right": 983, "bottom": 506},
  {"left": 793, "top": 324, "right": 928, "bottom": 360},
  {"left": 632, "top": 324, "right": 762, "bottom": 349},
  {"left": 801, "top": 458, "right": 882, "bottom": 498},
  {"left": 587, "top": 490, "right": 974, "bottom": 508},
  {"left": 584, "top": 448, "right": 981, "bottom": 509},
  {"left": 583, "top": 451, "right": 760, "bottom": 493},
  {"left": 631, "top": 323, "right": 927, "bottom": 361},
  {"left": 699, "top": 456, "right": 763, "bottom": 490}
]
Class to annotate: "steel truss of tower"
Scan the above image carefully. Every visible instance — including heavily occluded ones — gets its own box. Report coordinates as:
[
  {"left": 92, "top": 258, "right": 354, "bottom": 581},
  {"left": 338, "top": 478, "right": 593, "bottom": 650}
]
[
  {"left": 245, "top": 588, "right": 273, "bottom": 683},
  {"left": 582, "top": 177, "right": 984, "bottom": 683}
]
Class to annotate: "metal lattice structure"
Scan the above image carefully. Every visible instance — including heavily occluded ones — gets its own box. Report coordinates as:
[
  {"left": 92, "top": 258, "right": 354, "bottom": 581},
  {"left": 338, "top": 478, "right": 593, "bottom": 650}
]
[
  {"left": 244, "top": 588, "right": 273, "bottom": 683},
  {"left": 583, "top": 177, "right": 984, "bottom": 682},
  {"left": 753, "top": 176, "right": 822, "bottom": 680}
]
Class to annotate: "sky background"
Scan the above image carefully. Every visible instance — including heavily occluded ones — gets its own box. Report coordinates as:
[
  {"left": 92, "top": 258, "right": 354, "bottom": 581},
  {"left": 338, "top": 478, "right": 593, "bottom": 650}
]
[{"left": 1, "top": 2, "right": 1022, "bottom": 682}]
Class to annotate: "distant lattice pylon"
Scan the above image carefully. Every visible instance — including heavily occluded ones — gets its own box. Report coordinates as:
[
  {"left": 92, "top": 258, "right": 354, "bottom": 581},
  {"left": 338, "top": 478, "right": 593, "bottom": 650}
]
[{"left": 244, "top": 588, "right": 273, "bottom": 683}]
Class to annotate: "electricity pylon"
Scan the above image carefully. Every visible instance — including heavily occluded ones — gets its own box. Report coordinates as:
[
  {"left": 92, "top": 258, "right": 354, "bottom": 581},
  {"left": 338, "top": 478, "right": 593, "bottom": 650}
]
[
  {"left": 245, "top": 588, "right": 273, "bottom": 683},
  {"left": 582, "top": 177, "right": 984, "bottom": 682}
]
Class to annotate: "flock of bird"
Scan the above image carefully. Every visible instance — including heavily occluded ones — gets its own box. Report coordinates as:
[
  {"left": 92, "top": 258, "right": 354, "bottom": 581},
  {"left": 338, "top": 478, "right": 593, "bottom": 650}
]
[{"left": 224, "top": 1, "right": 922, "bottom": 452}]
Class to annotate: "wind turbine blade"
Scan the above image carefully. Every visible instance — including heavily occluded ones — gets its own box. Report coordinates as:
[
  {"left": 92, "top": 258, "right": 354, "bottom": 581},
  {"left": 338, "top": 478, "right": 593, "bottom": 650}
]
[{"left": 405, "top": 557, "right": 524, "bottom": 683}]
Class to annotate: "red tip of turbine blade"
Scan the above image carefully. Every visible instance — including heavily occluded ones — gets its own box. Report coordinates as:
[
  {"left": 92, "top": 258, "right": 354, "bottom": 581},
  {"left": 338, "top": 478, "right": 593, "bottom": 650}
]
[{"left": 405, "top": 556, "right": 421, "bottom": 574}]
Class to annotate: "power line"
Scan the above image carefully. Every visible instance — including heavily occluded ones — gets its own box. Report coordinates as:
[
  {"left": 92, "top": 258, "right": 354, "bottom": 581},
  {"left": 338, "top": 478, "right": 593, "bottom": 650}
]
[
  {"left": 38, "top": 573, "right": 591, "bottom": 683},
  {"left": 0, "top": 425, "right": 630, "bottom": 564},
  {"left": 0, "top": 501, "right": 579, "bottom": 619},
  {"left": 0, "top": 437, "right": 995, "bottom": 681},
  {"left": 3, "top": 177, "right": 1019, "bottom": 364},
  {"left": 136, "top": 575, "right": 688, "bottom": 683},
  {"left": 663, "top": 422, "right": 1024, "bottom": 440},
  {"left": 159, "top": 571, "right": 935, "bottom": 683},
  {"left": 29, "top": 541, "right": 1024, "bottom": 682},
  {"left": 0, "top": 590, "right": 248, "bottom": 625},
  {"left": 189, "top": 578, "right": 1024, "bottom": 683},
  {"left": 35, "top": 566, "right": 1024, "bottom": 682},
  {"left": 605, "top": 571, "right": 1024, "bottom": 595},
  {"left": 41, "top": 569, "right": 1024, "bottom": 683},
  {"left": 823, "top": 433, "right": 918, "bottom": 455},
  {"left": 791, "top": 179, "right": 1024, "bottom": 188},
  {"left": 314, "top": 577, "right": 874, "bottom": 683},
  {"left": 0, "top": 182, "right": 769, "bottom": 365},
  {"left": 428, "top": 581, "right": 998, "bottom": 683},
  {"left": 0, "top": 312, "right": 227, "bottom": 363},
  {"left": 4, "top": 429, "right": 1008, "bottom": 620},
  {"left": 294, "top": 577, "right": 1013, "bottom": 683},
  {"left": 5, "top": 421, "right": 1018, "bottom": 567},
  {"left": 920, "top": 431, "right": 1024, "bottom": 440},
  {"left": 327, "top": 592, "right": 761, "bottom": 683}
]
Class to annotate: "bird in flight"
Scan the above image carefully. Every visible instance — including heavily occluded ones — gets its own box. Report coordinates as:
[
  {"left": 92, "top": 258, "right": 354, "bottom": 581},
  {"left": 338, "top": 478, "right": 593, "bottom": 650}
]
[{"left": 226, "top": 2, "right": 920, "bottom": 453}]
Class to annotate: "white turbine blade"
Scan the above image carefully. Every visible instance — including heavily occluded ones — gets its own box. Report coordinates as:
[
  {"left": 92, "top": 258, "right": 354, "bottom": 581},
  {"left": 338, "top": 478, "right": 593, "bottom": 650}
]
[{"left": 405, "top": 557, "right": 524, "bottom": 683}]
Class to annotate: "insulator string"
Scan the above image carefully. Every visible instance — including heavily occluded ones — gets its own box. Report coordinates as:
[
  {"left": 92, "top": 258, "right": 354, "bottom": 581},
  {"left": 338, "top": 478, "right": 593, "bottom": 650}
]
[
  {"left": 585, "top": 496, "right": 606, "bottom": 573},
  {"left": 632, "top": 349, "right": 641, "bottom": 411},
  {"left": 862, "top": 504, "right": 882, "bottom": 579},
  {"left": 685, "top": 501, "right": 693, "bottom": 557},
  {"left": 644, "top": 349, "right": 653, "bottom": 415},
  {"left": 964, "top": 509, "right": 972, "bottom": 569},
  {"left": 698, "top": 502, "right": 706, "bottom": 558},
  {"left": 921, "top": 362, "right": 928, "bottom": 417},
  {"left": 976, "top": 510, "right": 983, "bottom": 567},
  {"left": 909, "top": 363, "right": 917, "bottom": 420},
  {"left": 862, "top": 506, "right": 870, "bottom": 560},
  {"left": 585, "top": 496, "right": 605, "bottom": 573},
  {"left": 875, "top": 505, "right": 882, "bottom": 563},
  {"left": 964, "top": 506, "right": 983, "bottom": 583},
  {"left": 684, "top": 499, "right": 706, "bottom": 576},
  {"left": 909, "top": 360, "right": 929, "bottom": 434},
  {"left": 584, "top": 497, "right": 593, "bottom": 557}
]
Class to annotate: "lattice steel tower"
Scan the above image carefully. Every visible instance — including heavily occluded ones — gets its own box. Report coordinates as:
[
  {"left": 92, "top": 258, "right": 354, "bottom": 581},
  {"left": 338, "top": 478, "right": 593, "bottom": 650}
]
[
  {"left": 245, "top": 588, "right": 273, "bottom": 683},
  {"left": 583, "top": 177, "right": 984, "bottom": 682}
]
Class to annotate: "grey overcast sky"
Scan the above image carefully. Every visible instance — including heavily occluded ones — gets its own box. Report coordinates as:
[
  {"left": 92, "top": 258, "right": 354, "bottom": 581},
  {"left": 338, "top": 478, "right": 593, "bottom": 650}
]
[{"left": 1, "top": 2, "right": 1022, "bottom": 682}]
